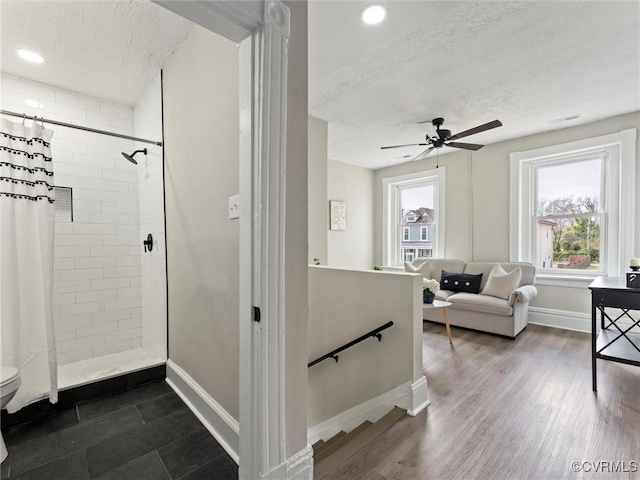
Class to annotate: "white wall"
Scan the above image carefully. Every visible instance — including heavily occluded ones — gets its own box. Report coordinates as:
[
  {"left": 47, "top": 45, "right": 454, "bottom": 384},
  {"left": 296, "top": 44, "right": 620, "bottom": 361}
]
[
  {"left": 163, "top": 25, "right": 240, "bottom": 420},
  {"left": 374, "top": 112, "right": 640, "bottom": 316},
  {"left": 308, "top": 115, "right": 328, "bottom": 265},
  {"left": 308, "top": 266, "right": 423, "bottom": 429},
  {"left": 1, "top": 74, "right": 144, "bottom": 365},
  {"left": 308, "top": 116, "right": 375, "bottom": 271},
  {"left": 327, "top": 158, "right": 374, "bottom": 270},
  {"left": 133, "top": 72, "right": 166, "bottom": 360}
]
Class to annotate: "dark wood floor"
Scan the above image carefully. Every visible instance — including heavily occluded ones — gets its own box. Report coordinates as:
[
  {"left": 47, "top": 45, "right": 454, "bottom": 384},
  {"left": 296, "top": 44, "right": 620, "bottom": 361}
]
[{"left": 325, "top": 323, "right": 640, "bottom": 480}]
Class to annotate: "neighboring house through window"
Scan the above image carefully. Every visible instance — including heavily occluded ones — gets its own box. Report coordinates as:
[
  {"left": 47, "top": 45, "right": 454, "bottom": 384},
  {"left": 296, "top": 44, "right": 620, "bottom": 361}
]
[
  {"left": 383, "top": 167, "right": 446, "bottom": 267},
  {"left": 510, "top": 129, "right": 636, "bottom": 286}
]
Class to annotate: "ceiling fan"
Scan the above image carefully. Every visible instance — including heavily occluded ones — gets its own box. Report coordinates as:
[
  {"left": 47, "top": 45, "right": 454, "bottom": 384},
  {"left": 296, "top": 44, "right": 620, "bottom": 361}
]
[{"left": 381, "top": 117, "right": 503, "bottom": 161}]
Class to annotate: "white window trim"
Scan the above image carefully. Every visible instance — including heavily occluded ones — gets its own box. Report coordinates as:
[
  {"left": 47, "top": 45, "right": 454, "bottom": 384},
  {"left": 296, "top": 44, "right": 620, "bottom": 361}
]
[
  {"left": 420, "top": 226, "right": 428, "bottom": 241},
  {"left": 383, "top": 167, "right": 446, "bottom": 267},
  {"left": 403, "top": 226, "right": 410, "bottom": 241},
  {"left": 510, "top": 129, "right": 636, "bottom": 287}
]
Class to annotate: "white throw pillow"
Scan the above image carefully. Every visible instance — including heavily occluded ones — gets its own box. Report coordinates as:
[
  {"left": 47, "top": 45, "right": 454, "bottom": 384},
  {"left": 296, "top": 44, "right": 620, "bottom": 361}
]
[
  {"left": 481, "top": 264, "right": 522, "bottom": 300},
  {"left": 404, "top": 260, "right": 430, "bottom": 279}
]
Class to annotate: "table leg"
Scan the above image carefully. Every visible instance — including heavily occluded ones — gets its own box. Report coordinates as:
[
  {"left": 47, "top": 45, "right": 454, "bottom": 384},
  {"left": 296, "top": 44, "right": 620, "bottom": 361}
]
[
  {"left": 443, "top": 307, "right": 453, "bottom": 345},
  {"left": 591, "top": 295, "right": 597, "bottom": 392}
]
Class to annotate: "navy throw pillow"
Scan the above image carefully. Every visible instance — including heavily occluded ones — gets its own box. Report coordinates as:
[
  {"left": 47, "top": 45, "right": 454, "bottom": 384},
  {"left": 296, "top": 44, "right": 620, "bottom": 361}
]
[{"left": 441, "top": 270, "right": 483, "bottom": 294}]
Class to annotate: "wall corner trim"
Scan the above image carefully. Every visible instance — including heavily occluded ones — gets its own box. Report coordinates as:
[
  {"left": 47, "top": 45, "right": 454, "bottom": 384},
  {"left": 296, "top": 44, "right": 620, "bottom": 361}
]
[
  {"left": 406, "top": 375, "right": 429, "bottom": 417},
  {"left": 260, "top": 445, "right": 314, "bottom": 480},
  {"left": 166, "top": 360, "right": 239, "bottom": 464}
]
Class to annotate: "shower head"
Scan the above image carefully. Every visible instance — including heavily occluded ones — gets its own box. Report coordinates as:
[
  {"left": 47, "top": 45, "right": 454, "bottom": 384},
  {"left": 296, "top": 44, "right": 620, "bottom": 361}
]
[{"left": 121, "top": 148, "right": 147, "bottom": 165}]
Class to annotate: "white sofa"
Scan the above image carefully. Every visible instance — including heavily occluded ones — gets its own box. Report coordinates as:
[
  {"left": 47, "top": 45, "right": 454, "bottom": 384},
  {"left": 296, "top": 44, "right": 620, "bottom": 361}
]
[{"left": 407, "top": 258, "right": 537, "bottom": 338}]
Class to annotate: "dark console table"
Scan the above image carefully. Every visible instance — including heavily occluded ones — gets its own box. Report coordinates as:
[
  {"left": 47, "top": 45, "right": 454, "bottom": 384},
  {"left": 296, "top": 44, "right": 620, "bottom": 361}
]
[{"left": 589, "top": 276, "right": 640, "bottom": 392}]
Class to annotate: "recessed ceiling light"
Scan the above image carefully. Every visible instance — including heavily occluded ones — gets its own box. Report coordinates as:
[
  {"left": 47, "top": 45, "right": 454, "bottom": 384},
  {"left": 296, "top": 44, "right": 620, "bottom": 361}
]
[
  {"left": 25, "top": 99, "right": 44, "bottom": 109},
  {"left": 361, "top": 4, "right": 386, "bottom": 25},
  {"left": 16, "top": 48, "right": 45, "bottom": 64}
]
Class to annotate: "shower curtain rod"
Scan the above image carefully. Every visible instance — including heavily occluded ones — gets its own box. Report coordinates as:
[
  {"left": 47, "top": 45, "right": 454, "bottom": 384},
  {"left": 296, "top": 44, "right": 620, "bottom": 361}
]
[{"left": 0, "top": 109, "right": 162, "bottom": 146}]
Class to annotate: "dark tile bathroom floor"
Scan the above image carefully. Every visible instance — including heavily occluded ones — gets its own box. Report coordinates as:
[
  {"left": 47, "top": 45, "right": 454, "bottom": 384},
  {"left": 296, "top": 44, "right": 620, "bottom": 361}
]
[{"left": 1, "top": 381, "right": 238, "bottom": 480}]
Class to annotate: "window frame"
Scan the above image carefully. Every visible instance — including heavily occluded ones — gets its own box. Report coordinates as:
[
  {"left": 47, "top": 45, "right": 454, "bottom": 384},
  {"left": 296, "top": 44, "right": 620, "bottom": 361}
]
[
  {"left": 383, "top": 167, "right": 446, "bottom": 267},
  {"left": 420, "top": 226, "right": 428, "bottom": 241},
  {"left": 510, "top": 129, "right": 636, "bottom": 287},
  {"left": 403, "top": 226, "right": 410, "bottom": 241}
]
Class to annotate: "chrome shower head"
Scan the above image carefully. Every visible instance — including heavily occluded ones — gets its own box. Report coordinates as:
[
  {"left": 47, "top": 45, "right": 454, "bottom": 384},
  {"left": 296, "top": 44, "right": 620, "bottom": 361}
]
[{"left": 121, "top": 148, "right": 147, "bottom": 165}]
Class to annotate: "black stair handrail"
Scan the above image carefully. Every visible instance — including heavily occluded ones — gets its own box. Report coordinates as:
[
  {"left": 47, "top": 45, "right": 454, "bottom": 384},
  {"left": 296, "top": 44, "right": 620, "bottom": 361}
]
[{"left": 308, "top": 321, "right": 394, "bottom": 368}]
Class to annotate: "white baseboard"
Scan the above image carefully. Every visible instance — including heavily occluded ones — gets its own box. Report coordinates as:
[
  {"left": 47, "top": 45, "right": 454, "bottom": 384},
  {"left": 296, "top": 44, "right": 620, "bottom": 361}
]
[
  {"left": 307, "top": 378, "right": 429, "bottom": 445},
  {"left": 166, "top": 359, "right": 239, "bottom": 464},
  {"left": 529, "top": 307, "right": 640, "bottom": 334},
  {"left": 406, "top": 376, "right": 429, "bottom": 416},
  {"left": 529, "top": 307, "right": 591, "bottom": 333}
]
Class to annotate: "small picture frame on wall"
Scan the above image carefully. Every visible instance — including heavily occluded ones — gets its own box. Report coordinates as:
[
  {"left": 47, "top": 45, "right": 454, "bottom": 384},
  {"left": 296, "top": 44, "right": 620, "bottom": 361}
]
[{"left": 330, "top": 200, "right": 347, "bottom": 231}]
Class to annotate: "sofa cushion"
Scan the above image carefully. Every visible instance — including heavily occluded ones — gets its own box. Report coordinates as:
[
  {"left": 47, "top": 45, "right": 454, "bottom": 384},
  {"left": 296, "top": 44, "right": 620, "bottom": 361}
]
[
  {"left": 405, "top": 260, "right": 430, "bottom": 278},
  {"left": 427, "top": 258, "right": 465, "bottom": 282},
  {"left": 440, "top": 270, "right": 483, "bottom": 293},
  {"left": 448, "top": 292, "right": 513, "bottom": 316},
  {"left": 481, "top": 264, "right": 522, "bottom": 300},
  {"left": 435, "top": 289, "right": 456, "bottom": 301},
  {"left": 464, "top": 261, "right": 535, "bottom": 289}
]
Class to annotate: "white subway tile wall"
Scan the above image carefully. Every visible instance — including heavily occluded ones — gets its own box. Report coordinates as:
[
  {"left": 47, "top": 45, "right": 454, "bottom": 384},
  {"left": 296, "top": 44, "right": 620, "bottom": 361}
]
[
  {"left": 134, "top": 73, "right": 167, "bottom": 360},
  {"left": 1, "top": 73, "right": 144, "bottom": 364}
]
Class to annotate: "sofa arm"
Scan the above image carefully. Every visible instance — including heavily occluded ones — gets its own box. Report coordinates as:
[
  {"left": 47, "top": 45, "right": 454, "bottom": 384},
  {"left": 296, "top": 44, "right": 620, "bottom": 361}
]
[{"left": 509, "top": 285, "right": 538, "bottom": 306}]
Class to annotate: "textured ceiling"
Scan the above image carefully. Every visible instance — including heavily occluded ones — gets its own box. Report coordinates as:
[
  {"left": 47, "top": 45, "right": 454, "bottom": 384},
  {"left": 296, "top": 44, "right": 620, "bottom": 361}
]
[
  {"left": 0, "top": 0, "right": 193, "bottom": 106},
  {"left": 1, "top": 1, "right": 638, "bottom": 169},
  {"left": 309, "top": 1, "right": 640, "bottom": 169}
]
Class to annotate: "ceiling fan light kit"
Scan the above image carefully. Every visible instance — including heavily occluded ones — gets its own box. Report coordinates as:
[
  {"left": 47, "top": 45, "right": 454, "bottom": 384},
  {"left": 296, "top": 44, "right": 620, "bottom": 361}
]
[{"left": 381, "top": 117, "right": 503, "bottom": 159}]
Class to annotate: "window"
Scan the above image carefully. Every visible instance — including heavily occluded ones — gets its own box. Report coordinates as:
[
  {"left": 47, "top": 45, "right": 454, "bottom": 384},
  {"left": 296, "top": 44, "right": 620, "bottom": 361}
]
[
  {"left": 535, "top": 158, "right": 603, "bottom": 273},
  {"left": 383, "top": 168, "right": 446, "bottom": 267},
  {"left": 510, "top": 129, "right": 636, "bottom": 285},
  {"left": 402, "top": 248, "right": 415, "bottom": 263}
]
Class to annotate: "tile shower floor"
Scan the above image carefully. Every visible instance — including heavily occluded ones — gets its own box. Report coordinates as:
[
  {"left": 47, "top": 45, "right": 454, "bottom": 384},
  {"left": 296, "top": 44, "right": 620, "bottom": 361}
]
[{"left": 1, "top": 381, "right": 238, "bottom": 480}]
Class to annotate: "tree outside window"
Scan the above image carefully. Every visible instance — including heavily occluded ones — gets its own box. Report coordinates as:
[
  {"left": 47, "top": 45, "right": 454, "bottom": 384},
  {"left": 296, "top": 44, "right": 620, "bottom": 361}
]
[{"left": 535, "top": 158, "right": 602, "bottom": 271}]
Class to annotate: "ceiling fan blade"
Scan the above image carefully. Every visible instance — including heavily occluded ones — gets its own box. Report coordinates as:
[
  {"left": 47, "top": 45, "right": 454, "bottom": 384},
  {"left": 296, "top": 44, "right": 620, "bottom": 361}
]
[
  {"left": 381, "top": 143, "right": 428, "bottom": 150},
  {"left": 446, "top": 141, "right": 484, "bottom": 151},
  {"left": 412, "top": 146, "right": 435, "bottom": 161},
  {"left": 418, "top": 121, "right": 438, "bottom": 141},
  {"left": 449, "top": 120, "right": 503, "bottom": 141}
]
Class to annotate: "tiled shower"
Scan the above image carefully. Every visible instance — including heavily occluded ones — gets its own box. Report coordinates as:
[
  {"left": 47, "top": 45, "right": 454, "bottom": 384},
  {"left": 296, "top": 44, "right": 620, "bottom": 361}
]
[{"left": 0, "top": 73, "right": 167, "bottom": 387}]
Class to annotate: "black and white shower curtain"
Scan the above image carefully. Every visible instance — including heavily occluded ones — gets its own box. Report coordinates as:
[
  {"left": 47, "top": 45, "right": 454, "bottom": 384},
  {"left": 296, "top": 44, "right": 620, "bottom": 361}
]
[{"left": 0, "top": 117, "right": 57, "bottom": 411}]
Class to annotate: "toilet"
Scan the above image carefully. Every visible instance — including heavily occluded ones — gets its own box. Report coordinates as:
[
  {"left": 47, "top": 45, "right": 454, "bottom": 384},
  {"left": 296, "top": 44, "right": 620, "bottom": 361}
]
[{"left": 1, "top": 367, "right": 21, "bottom": 463}]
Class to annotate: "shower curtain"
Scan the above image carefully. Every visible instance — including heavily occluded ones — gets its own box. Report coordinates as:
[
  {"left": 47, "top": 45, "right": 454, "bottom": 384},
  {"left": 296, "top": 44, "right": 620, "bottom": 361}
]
[{"left": 0, "top": 117, "right": 57, "bottom": 412}]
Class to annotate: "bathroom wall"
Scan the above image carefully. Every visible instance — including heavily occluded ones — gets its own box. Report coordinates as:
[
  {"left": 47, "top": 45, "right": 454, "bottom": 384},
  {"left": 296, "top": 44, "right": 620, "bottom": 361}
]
[
  {"left": 0, "top": 74, "right": 143, "bottom": 365},
  {"left": 163, "top": 25, "right": 240, "bottom": 420},
  {"left": 133, "top": 73, "right": 167, "bottom": 360}
]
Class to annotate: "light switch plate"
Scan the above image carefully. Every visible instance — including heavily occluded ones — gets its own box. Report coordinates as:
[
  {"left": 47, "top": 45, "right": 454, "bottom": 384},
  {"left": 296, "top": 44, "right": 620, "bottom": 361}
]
[{"left": 228, "top": 195, "right": 240, "bottom": 220}]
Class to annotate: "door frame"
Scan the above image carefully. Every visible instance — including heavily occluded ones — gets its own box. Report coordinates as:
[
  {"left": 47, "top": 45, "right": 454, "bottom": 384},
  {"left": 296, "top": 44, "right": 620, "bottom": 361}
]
[{"left": 153, "top": 1, "right": 310, "bottom": 478}]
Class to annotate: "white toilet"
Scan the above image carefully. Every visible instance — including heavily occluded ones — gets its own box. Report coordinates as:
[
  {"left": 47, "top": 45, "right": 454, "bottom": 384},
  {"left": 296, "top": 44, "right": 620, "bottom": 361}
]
[{"left": 1, "top": 367, "right": 21, "bottom": 463}]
